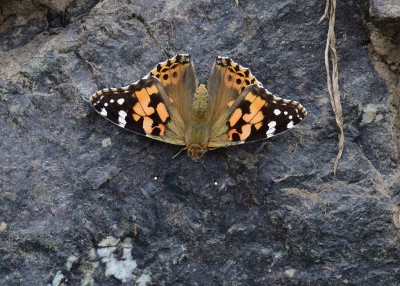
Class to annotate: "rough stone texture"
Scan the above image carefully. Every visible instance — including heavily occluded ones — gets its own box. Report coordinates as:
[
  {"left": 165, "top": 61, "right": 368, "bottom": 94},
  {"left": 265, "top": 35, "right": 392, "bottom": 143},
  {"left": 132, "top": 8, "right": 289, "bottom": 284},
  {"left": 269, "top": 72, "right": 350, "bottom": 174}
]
[
  {"left": 370, "top": 0, "right": 400, "bottom": 43},
  {"left": 1, "top": 0, "right": 400, "bottom": 285},
  {"left": 370, "top": 0, "right": 400, "bottom": 19}
]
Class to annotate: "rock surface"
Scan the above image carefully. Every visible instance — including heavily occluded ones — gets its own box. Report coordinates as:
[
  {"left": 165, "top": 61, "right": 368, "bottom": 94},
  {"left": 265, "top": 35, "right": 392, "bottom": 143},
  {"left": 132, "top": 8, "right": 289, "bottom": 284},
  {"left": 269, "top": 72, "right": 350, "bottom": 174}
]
[
  {"left": 1, "top": 0, "right": 399, "bottom": 285},
  {"left": 370, "top": 0, "right": 400, "bottom": 43}
]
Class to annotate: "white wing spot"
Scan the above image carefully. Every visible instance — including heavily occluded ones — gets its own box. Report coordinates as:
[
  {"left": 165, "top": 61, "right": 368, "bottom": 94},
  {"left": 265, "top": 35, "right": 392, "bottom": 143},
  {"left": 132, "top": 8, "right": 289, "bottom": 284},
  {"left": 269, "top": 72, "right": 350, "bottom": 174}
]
[
  {"left": 266, "top": 121, "right": 277, "bottom": 138},
  {"left": 110, "top": 99, "right": 115, "bottom": 103},
  {"left": 287, "top": 121, "right": 294, "bottom": 129},
  {"left": 104, "top": 103, "right": 108, "bottom": 107},
  {"left": 267, "top": 129, "right": 275, "bottom": 138},
  {"left": 118, "top": 117, "right": 126, "bottom": 127},
  {"left": 118, "top": 110, "right": 128, "bottom": 127},
  {"left": 268, "top": 121, "right": 276, "bottom": 128},
  {"left": 289, "top": 115, "right": 293, "bottom": 119},
  {"left": 274, "top": 109, "right": 281, "bottom": 116},
  {"left": 117, "top": 98, "right": 125, "bottom": 105},
  {"left": 119, "top": 110, "right": 127, "bottom": 118},
  {"left": 100, "top": 108, "right": 107, "bottom": 116},
  {"left": 284, "top": 111, "right": 288, "bottom": 115}
]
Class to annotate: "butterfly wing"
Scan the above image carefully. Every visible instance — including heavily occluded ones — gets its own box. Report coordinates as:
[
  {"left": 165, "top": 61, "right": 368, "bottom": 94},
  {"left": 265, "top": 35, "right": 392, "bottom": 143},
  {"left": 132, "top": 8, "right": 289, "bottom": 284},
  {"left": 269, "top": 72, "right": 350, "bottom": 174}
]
[
  {"left": 207, "top": 57, "right": 307, "bottom": 147},
  {"left": 148, "top": 54, "right": 197, "bottom": 127},
  {"left": 206, "top": 57, "right": 261, "bottom": 128},
  {"left": 90, "top": 54, "right": 198, "bottom": 146}
]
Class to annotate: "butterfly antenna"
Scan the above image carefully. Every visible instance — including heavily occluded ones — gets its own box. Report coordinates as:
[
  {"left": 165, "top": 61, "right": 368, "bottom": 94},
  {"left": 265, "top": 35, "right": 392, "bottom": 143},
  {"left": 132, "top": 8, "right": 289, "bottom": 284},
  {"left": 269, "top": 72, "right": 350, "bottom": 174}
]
[
  {"left": 153, "top": 155, "right": 186, "bottom": 181},
  {"left": 199, "top": 159, "right": 218, "bottom": 186},
  {"left": 172, "top": 147, "right": 187, "bottom": 159}
]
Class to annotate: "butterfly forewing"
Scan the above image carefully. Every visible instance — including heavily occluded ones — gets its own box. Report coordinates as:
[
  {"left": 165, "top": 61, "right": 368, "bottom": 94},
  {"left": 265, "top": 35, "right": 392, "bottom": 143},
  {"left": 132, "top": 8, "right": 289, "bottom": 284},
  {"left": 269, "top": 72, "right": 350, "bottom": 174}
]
[
  {"left": 225, "top": 84, "right": 306, "bottom": 143},
  {"left": 90, "top": 77, "right": 186, "bottom": 146}
]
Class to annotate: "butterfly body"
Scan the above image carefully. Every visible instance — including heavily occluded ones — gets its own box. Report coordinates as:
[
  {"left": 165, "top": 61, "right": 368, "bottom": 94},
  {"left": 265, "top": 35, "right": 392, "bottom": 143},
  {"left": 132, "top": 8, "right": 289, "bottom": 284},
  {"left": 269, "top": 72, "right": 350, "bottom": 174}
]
[
  {"left": 90, "top": 54, "right": 307, "bottom": 160},
  {"left": 184, "top": 84, "right": 210, "bottom": 159}
]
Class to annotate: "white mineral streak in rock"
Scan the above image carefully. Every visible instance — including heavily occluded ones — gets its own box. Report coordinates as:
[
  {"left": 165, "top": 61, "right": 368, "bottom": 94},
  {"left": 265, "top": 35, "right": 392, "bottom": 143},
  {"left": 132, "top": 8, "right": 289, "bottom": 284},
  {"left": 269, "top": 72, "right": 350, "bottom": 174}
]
[{"left": 97, "top": 237, "right": 137, "bottom": 283}]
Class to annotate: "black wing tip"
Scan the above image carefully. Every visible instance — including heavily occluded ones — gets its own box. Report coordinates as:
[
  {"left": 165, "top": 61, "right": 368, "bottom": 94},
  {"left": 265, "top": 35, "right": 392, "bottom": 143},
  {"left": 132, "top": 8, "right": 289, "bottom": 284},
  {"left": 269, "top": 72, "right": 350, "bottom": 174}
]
[
  {"left": 153, "top": 54, "right": 192, "bottom": 69},
  {"left": 173, "top": 53, "right": 191, "bottom": 63},
  {"left": 215, "top": 56, "right": 231, "bottom": 66}
]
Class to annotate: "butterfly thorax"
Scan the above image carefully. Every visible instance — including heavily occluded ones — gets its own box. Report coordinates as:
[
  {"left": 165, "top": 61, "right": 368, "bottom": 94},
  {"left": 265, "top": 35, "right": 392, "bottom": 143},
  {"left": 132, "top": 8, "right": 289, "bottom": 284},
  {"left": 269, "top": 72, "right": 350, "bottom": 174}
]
[{"left": 185, "top": 84, "right": 210, "bottom": 160}]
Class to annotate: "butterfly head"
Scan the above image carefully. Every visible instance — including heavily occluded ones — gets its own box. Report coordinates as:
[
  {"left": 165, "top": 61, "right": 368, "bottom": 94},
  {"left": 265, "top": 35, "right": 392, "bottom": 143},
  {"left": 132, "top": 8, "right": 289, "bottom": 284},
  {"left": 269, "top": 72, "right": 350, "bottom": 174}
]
[{"left": 187, "top": 144, "right": 207, "bottom": 161}]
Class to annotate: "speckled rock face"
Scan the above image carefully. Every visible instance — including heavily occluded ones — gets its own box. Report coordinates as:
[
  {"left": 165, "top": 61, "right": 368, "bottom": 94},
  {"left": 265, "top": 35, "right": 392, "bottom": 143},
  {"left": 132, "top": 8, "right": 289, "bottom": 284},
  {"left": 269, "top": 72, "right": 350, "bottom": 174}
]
[
  {"left": 1, "top": 0, "right": 400, "bottom": 285},
  {"left": 370, "top": 0, "right": 400, "bottom": 43}
]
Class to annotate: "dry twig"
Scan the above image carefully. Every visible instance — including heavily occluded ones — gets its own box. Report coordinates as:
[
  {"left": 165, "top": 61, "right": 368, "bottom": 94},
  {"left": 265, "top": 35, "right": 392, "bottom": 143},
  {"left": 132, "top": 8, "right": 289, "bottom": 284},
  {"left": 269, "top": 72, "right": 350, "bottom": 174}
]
[{"left": 320, "top": 0, "right": 344, "bottom": 175}]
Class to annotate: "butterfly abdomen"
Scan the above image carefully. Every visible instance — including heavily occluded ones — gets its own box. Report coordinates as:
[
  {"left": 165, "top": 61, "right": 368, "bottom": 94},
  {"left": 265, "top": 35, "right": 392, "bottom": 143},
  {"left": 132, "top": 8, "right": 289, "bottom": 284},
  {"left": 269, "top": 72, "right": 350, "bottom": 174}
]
[{"left": 185, "top": 84, "right": 210, "bottom": 148}]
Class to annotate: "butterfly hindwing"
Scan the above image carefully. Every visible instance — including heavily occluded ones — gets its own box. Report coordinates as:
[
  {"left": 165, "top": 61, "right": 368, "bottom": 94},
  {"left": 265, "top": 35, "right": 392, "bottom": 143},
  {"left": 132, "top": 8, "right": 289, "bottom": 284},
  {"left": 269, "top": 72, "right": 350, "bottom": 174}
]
[
  {"left": 148, "top": 54, "right": 197, "bottom": 126},
  {"left": 207, "top": 57, "right": 261, "bottom": 127}
]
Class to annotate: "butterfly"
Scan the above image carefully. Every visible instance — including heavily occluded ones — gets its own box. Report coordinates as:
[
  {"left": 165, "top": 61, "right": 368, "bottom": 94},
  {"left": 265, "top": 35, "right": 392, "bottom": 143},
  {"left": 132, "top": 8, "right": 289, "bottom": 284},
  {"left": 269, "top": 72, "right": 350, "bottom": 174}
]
[{"left": 90, "top": 54, "right": 307, "bottom": 160}]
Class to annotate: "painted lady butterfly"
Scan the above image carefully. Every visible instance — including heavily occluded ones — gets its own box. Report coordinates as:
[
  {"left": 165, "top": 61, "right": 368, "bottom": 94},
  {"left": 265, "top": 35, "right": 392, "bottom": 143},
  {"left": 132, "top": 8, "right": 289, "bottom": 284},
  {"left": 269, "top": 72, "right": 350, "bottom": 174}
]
[{"left": 90, "top": 54, "right": 307, "bottom": 160}]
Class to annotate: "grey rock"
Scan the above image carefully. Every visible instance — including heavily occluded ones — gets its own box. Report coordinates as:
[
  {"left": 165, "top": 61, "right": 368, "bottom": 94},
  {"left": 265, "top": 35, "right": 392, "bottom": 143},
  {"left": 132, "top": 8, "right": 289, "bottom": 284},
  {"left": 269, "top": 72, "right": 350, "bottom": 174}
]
[
  {"left": 1, "top": 0, "right": 400, "bottom": 285},
  {"left": 370, "top": 0, "right": 400, "bottom": 43},
  {"left": 84, "top": 165, "right": 121, "bottom": 189},
  {"left": 370, "top": 0, "right": 400, "bottom": 19}
]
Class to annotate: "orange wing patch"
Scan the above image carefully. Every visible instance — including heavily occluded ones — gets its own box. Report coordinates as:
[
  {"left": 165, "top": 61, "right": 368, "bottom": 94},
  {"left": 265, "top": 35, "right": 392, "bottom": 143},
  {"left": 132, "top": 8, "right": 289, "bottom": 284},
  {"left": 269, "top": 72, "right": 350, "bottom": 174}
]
[
  {"left": 130, "top": 83, "right": 170, "bottom": 136},
  {"left": 227, "top": 89, "right": 267, "bottom": 141}
]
